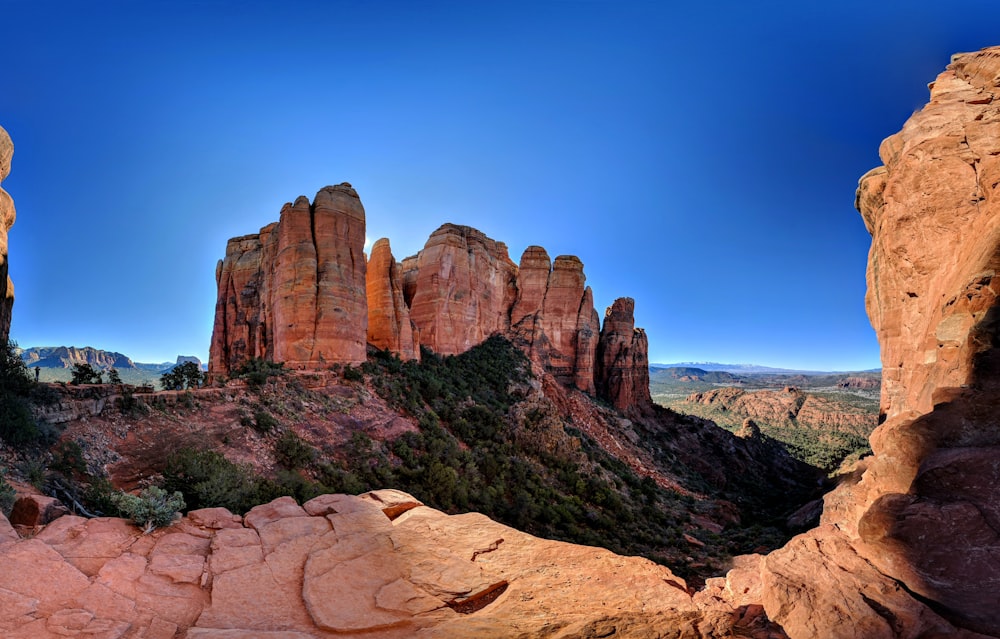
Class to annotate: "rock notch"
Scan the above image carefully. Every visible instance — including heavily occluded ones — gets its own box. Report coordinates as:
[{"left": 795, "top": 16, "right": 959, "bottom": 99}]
[{"left": 0, "top": 125, "right": 15, "bottom": 343}]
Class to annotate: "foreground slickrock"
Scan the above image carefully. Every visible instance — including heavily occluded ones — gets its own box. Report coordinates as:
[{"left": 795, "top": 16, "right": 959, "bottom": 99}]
[
  {"left": 0, "top": 490, "right": 768, "bottom": 638},
  {"left": 0, "top": 124, "right": 14, "bottom": 342}
]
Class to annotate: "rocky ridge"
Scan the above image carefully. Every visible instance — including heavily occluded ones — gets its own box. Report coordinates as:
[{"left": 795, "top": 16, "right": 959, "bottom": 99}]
[
  {"left": 20, "top": 346, "right": 137, "bottom": 370},
  {"left": 722, "top": 47, "right": 1000, "bottom": 637},
  {"left": 684, "top": 387, "right": 877, "bottom": 432},
  {"left": 211, "top": 202, "right": 649, "bottom": 413},
  {"left": 1, "top": 124, "right": 14, "bottom": 343}
]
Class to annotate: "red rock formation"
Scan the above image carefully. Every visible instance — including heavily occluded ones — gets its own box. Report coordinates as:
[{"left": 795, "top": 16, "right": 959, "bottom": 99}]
[
  {"left": 0, "top": 125, "right": 14, "bottom": 342},
  {"left": 508, "top": 247, "right": 600, "bottom": 393},
  {"left": 0, "top": 490, "right": 741, "bottom": 637},
  {"left": 210, "top": 189, "right": 651, "bottom": 411},
  {"left": 595, "top": 297, "right": 651, "bottom": 412},
  {"left": 743, "top": 47, "right": 1000, "bottom": 637},
  {"left": 209, "top": 183, "right": 367, "bottom": 376},
  {"left": 366, "top": 238, "right": 419, "bottom": 360},
  {"left": 685, "top": 387, "right": 877, "bottom": 431},
  {"left": 405, "top": 224, "right": 518, "bottom": 355}
]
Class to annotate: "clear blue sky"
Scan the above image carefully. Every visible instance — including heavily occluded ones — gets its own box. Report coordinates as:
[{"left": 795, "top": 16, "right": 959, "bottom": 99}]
[{"left": 3, "top": 0, "right": 999, "bottom": 370}]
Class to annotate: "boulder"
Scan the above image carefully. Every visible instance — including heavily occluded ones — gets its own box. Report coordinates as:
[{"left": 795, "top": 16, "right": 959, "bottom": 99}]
[{"left": 8, "top": 495, "right": 69, "bottom": 528}]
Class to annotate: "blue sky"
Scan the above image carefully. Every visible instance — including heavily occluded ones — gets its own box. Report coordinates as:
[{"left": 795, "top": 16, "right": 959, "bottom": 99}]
[{"left": 3, "top": 0, "right": 999, "bottom": 370}]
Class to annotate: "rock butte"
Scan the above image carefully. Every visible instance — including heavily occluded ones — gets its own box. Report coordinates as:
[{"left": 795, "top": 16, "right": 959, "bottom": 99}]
[
  {"left": 209, "top": 183, "right": 368, "bottom": 375},
  {"left": 211, "top": 201, "right": 648, "bottom": 412},
  {"left": 0, "top": 124, "right": 14, "bottom": 343}
]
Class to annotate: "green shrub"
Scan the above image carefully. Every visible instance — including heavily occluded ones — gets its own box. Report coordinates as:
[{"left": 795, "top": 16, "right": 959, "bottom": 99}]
[
  {"left": 274, "top": 431, "right": 315, "bottom": 469},
  {"left": 342, "top": 364, "right": 363, "bottom": 382},
  {"left": 0, "top": 390, "right": 40, "bottom": 444},
  {"left": 0, "top": 470, "right": 15, "bottom": 517},
  {"left": 234, "top": 358, "right": 286, "bottom": 389},
  {"left": 17, "top": 455, "right": 48, "bottom": 491},
  {"left": 163, "top": 448, "right": 263, "bottom": 514},
  {"left": 70, "top": 363, "right": 103, "bottom": 385},
  {"left": 111, "top": 486, "right": 185, "bottom": 532},
  {"left": 252, "top": 410, "right": 279, "bottom": 433}
]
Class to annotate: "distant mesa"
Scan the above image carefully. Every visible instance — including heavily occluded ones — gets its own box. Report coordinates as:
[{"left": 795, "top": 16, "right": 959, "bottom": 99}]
[
  {"left": 209, "top": 184, "right": 649, "bottom": 412},
  {"left": 19, "top": 345, "right": 136, "bottom": 370},
  {"left": 19, "top": 346, "right": 204, "bottom": 372}
]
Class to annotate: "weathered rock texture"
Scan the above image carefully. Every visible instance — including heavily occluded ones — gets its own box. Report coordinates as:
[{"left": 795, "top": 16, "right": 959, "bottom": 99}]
[
  {"left": 508, "top": 248, "right": 601, "bottom": 394},
  {"left": 740, "top": 47, "right": 1000, "bottom": 638},
  {"left": 685, "top": 387, "right": 878, "bottom": 431},
  {"left": 213, "top": 212, "right": 652, "bottom": 412},
  {"left": 404, "top": 224, "right": 519, "bottom": 356},
  {"left": 366, "top": 238, "right": 419, "bottom": 360},
  {"left": 595, "top": 297, "right": 651, "bottom": 411},
  {"left": 209, "top": 184, "right": 367, "bottom": 376},
  {"left": 0, "top": 125, "right": 15, "bottom": 343},
  {"left": 0, "top": 490, "right": 764, "bottom": 638}
]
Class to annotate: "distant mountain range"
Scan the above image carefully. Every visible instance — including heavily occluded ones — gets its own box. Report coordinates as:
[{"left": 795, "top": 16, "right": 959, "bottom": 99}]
[
  {"left": 18, "top": 346, "right": 205, "bottom": 372},
  {"left": 651, "top": 362, "right": 881, "bottom": 375}
]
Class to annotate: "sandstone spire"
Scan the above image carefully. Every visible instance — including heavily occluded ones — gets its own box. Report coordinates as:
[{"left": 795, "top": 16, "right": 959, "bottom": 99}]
[
  {"left": 595, "top": 297, "right": 651, "bottom": 412},
  {"left": 405, "top": 224, "right": 518, "bottom": 355},
  {"left": 209, "top": 183, "right": 367, "bottom": 376},
  {"left": 366, "top": 238, "right": 419, "bottom": 360},
  {"left": 0, "top": 125, "right": 14, "bottom": 343}
]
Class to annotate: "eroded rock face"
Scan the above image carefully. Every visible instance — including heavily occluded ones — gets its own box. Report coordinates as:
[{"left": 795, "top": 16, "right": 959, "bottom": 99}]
[
  {"left": 210, "top": 190, "right": 652, "bottom": 413},
  {"left": 366, "top": 238, "right": 419, "bottom": 360},
  {"left": 508, "top": 247, "right": 600, "bottom": 394},
  {"left": 0, "top": 490, "right": 737, "bottom": 638},
  {"left": 750, "top": 47, "right": 1000, "bottom": 637},
  {"left": 595, "top": 297, "right": 651, "bottom": 412},
  {"left": 0, "top": 125, "right": 15, "bottom": 343},
  {"left": 209, "top": 184, "right": 367, "bottom": 376},
  {"left": 405, "top": 224, "right": 519, "bottom": 356},
  {"left": 845, "top": 47, "right": 1000, "bottom": 636}
]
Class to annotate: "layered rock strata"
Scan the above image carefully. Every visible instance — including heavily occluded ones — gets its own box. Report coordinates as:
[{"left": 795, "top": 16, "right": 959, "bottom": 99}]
[
  {"left": 595, "top": 297, "right": 651, "bottom": 411},
  {"left": 0, "top": 490, "right": 765, "bottom": 638},
  {"left": 366, "top": 238, "right": 419, "bottom": 360},
  {"left": 403, "top": 224, "right": 519, "bottom": 356},
  {"left": 0, "top": 125, "right": 14, "bottom": 342},
  {"left": 209, "top": 183, "right": 367, "bottom": 376},
  {"left": 213, "top": 213, "right": 651, "bottom": 411},
  {"left": 844, "top": 47, "right": 1000, "bottom": 635},
  {"left": 507, "top": 249, "right": 601, "bottom": 394},
  {"left": 734, "top": 47, "right": 1000, "bottom": 637}
]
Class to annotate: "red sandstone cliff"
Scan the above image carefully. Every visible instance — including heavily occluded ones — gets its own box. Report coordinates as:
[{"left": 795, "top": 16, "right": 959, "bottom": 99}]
[
  {"left": 706, "top": 48, "right": 1000, "bottom": 638},
  {"left": 0, "top": 125, "right": 15, "bottom": 343},
  {"left": 404, "top": 224, "right": 519, "bottom": 356},
  {"left": 212, "top": 212, "right": 653, "bottom": 412},
  {"left": 209, "top": 183, "right": 367, "bottom": 376}
]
